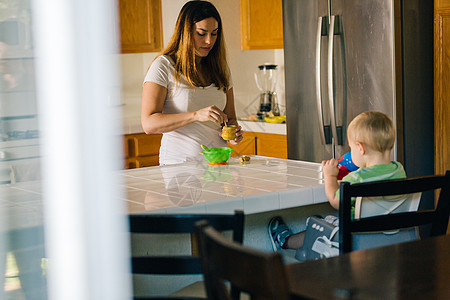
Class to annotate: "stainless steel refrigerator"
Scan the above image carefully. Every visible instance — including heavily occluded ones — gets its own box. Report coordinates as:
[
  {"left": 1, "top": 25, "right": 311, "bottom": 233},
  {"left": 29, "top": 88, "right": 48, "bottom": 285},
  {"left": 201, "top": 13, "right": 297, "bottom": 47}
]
[{"left": 282, "top": 0, "right": 434, "bottom": 178}]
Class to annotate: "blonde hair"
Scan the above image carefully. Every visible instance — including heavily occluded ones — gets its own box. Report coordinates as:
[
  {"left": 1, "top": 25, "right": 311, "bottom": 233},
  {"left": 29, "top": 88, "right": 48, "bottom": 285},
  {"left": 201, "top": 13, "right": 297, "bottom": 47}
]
[
  {"left": 159, "top": 0, "right": 229, "bottom": 92},
  {"left": 347, "top": 111, "right": 395, "bottom": 152}
]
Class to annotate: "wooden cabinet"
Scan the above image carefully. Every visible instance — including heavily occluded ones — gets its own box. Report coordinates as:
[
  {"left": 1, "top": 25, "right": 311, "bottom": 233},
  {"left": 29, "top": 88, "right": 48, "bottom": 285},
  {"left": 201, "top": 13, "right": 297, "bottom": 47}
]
[
  {"left": 239, "top": 0, "right": 284, "bottom": 50},
  {"left": 228, "top": 132, "right": 287, "bottom": 159},
  {"left": 119, "top": 0, "right": 163, "bottom": 53},
  {"left": 256, "top": 132, "right": 287, "bottom": 159},
  {"left": 229, "top": 132, "right": 257, "bottom": 157},
  {"left": 435, "top": 0, "right": 450, "bottom": 233},
  {"left": 124, "top": 133, "right": 162, "bottom": 169},
  {"left": 434, "top": 1, "right": 450, "bottom": 176}
]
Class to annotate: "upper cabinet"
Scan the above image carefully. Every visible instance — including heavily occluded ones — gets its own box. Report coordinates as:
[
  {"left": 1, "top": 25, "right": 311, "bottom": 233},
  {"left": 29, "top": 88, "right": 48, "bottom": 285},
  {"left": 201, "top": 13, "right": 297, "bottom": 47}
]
[
  {"left": 119, "top": 0, "right": 163, "bottom": 53},
  {"left": 240, "top": 0, "right": 284, "bottom": 50}
]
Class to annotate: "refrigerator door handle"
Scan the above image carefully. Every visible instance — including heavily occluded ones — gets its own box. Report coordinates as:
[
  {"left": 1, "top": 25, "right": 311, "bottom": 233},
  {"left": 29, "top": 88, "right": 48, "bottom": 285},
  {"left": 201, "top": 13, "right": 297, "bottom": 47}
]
[
  {"left": 327, "top": 15, "right": 338, "bottom": 150},
  {"left": 316, "top": 16, "right": 329, "bottom": 145}
]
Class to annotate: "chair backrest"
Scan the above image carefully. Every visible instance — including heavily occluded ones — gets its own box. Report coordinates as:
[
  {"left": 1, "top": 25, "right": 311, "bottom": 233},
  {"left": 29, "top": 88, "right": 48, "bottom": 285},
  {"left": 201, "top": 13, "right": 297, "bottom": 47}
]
[
  {"left": 354, "top": 192, "right": 422, "bottom": 219},
  {"left": 195, "top": 220, "right": 291, "bottom": 300},
  {"left": 129, "top": 211, "right": 244, "bottom": 299},
  {"left": 339, "top": 171, "right": 450, "bottom": 254}
]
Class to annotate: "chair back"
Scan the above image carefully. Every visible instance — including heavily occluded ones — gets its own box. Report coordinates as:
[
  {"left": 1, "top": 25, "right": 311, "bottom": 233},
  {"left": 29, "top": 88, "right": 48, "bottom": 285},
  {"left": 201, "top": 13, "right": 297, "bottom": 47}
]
[
  {"left": 195, "top": 220, "right": 290, "bottom": 300},
  {"left": 339, "top": 171, "right": 450, "bottom": 254},
  {"left": 354, "top": 192, "right": 422, "bottom": 219},
  {"left": 129, "top": 211, "right": 244, "bottom": 300}
]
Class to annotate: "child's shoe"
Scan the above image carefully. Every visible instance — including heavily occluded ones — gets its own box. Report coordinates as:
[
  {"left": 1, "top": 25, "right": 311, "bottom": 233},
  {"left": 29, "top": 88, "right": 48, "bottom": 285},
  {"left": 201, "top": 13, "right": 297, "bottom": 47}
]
[{"left": 268, "top": 216, "right": 292, "bottom": 251}]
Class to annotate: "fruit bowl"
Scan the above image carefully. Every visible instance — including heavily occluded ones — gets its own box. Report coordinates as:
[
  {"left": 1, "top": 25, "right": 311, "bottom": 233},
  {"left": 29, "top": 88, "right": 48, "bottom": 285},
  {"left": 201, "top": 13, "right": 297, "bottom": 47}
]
[{"left": 200, "top": 147, "right": 234, "bottom": 164}]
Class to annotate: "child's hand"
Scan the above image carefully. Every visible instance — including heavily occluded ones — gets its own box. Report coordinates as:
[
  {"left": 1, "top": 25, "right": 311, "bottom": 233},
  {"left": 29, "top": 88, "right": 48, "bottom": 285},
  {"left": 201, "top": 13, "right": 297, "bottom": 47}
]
[
  {"left": 322, "top": 159, "right": 339, "bottom": 178},
  {"left": 322, "top": 159, "right": 340, "bottom": 209}
]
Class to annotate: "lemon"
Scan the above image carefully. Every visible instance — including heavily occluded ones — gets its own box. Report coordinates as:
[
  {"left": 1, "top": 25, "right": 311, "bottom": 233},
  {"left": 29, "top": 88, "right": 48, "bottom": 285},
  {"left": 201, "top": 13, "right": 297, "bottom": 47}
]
[{"left": 264, "top": 116, "right": 286, "bottom": 123}]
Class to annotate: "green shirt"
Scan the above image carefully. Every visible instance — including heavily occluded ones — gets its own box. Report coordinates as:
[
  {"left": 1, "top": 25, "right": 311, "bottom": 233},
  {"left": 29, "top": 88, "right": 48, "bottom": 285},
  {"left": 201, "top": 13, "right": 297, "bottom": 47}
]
[{"left": 336, "top": 161, "right": 406, "bottom": 218}]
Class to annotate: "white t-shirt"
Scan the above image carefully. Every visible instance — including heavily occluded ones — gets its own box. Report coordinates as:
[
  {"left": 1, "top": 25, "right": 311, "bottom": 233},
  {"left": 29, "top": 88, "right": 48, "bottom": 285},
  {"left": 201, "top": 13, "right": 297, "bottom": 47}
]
[{"left": 144, "top": 55, "right": 231, "bottom": 165}]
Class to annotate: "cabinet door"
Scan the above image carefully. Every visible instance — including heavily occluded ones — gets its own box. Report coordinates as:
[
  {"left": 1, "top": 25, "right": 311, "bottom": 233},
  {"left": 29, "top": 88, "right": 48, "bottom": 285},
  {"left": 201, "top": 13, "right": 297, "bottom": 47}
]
[
  {"left": 133, "top": 134, "right": 162, "bottom": 157},
  {"left": 436, "top": 0, "right": 450, "bottom": 8},
  {"left": 435, "top": 2, "right": 450, "bottom": 176},
  {"left": 135, "top": 156, "right": 160, "bottom": 168},
  {"left": 228, "top": 132, "right": 256, "bottom": 156},
  {"left": 256, "top": 132, "right": 287, "bottom": 159},
  {"left": 124, "top": 133, "right": 162, "bottom": 169},
  {"left": 119, "top": 0, "right": 163, "bottom": 53},
  {"left": 240, "top": 0, "right": 283, "bottom": 50}
]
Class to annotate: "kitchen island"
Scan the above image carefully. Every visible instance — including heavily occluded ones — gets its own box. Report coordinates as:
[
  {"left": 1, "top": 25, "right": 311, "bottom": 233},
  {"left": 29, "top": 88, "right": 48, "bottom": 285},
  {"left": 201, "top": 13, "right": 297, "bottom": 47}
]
[
  {"left": 123, "top": 155, "right": 334, "bottom": 297},
  {"left": 2, "top": 155, "right": 331, "bottom": 233},
  {"left": 2, "top": 156, "right": 335, "bottom": 297},
  {"left": 122, "top": 154, "right": 333, "bottom": 251},
  {"left": 121, "top": 155, "right": 326, "bottom": 215},
  {"left": 122, "top": 155, "right": 334, "bottom": 248}
]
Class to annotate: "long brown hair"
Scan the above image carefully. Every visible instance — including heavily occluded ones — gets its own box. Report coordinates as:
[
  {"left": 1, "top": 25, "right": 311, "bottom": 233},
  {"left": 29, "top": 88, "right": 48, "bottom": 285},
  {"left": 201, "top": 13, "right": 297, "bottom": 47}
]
[{"left": 160, "top": 0, "right": 229, "bottom": 92}]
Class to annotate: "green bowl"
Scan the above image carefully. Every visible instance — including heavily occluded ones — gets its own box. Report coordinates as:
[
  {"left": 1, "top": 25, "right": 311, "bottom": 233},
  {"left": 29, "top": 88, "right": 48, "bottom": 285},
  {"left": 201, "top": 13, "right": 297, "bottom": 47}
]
[{"left": 200, "top": 147, "right": 234, "bottom": 164}]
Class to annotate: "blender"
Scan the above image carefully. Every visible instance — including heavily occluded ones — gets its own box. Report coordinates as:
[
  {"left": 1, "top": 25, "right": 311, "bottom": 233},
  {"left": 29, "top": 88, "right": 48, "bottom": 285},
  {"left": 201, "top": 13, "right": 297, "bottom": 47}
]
[{"left": 254, "top": 64, "right": 280, "bottom": 119}]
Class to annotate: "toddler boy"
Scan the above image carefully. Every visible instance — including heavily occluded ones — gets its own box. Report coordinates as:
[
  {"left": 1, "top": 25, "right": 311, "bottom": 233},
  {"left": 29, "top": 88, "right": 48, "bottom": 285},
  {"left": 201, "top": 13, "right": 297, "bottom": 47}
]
[{"left": 269, "top": 111, "right": 406, "bottom": 251}]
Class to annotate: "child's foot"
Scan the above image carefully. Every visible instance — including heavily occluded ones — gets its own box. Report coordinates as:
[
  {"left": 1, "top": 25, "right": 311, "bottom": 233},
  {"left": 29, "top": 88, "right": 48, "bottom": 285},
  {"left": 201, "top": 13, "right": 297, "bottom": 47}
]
[{"left": 268, "top": 217, "right": 293, "bottom": 251}]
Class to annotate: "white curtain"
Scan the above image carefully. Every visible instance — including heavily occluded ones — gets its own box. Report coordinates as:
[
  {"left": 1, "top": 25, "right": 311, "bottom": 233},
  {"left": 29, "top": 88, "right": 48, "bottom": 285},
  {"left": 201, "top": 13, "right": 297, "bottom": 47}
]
[{"left": 31, "top": 0, "right": 131, "bottom": 299}]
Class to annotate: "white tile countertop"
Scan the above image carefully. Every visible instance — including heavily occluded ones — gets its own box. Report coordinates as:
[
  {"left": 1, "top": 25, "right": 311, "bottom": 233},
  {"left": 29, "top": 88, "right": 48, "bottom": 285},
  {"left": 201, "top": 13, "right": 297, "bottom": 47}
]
[
  {"left": 1, "top": 156, "right": 326, "bottom": 225},
  {"left": 0, "top": 181, "right": 44, "bottom": 231},
  {"left": 120, "top": 155, "right": 326, "bottom": 215},
  {"left": 119, "top": 103, "right": 286, "bottom": 135}
]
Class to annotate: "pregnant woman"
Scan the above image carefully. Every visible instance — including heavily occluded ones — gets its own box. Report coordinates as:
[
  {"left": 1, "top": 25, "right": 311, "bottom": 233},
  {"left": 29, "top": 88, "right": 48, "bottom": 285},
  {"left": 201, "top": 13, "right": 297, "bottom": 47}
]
[{"left": 141, "top": 0, "right": 243, "bottom": 165}]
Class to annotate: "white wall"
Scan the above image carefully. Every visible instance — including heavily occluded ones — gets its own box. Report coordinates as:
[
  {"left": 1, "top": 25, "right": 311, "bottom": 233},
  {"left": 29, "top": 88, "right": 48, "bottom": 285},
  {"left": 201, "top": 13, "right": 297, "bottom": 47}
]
[{"left": 120, "top": 0, "right": 286, "bottom": 117}]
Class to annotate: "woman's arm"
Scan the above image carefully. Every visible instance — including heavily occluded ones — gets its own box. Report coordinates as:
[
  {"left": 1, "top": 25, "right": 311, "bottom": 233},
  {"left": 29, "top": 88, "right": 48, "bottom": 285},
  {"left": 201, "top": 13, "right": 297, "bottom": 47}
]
[
  {"left": 223, "top": 87, "right": 237, "bottom": 125},
  {"left": 141, "top": 82, "right": 227, "bottom": 134},
  {"left": 222, "top": 87, "right": 243, "bottom": 145}
]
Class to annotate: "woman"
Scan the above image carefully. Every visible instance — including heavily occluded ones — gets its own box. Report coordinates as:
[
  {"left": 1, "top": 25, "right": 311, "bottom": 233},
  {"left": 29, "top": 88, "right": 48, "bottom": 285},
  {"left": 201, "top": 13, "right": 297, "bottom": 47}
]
[{"left": 141, "top": 0, "right": 243, "bottom": 165}]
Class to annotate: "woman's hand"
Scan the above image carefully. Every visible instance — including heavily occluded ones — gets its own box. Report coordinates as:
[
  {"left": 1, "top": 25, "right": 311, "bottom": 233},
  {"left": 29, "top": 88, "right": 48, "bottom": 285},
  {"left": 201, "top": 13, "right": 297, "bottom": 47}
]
[
  {"left": 322, "top": 159, "right": 339, "bottom": 178},
  {"left": 194, "top": 105, "right": 228, "bottom": 124},
  {"left": 227, "top": 125, "right": 243, "bottom": 145}
]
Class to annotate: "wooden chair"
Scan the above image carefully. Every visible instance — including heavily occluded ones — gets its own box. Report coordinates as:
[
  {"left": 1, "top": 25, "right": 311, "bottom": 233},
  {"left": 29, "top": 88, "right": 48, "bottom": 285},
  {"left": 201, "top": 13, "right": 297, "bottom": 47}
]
[
  {"left": 129, "top": 211, "right": 244, "bottom": 300},
  {"left": 339, "top": 171, "right": 450, "bottom": 254},
  {"left": 195, "top": 220, "right": 291, "bottom": 300}
]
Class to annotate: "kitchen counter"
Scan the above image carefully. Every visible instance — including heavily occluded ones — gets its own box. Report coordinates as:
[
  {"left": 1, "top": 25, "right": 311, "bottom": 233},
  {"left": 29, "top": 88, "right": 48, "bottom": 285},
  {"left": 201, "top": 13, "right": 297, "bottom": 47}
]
[
  {"left": 238, "top": 120, "right": 286, "bottom": 135},
  {"left": 0, "top": 181, "right": 43, "bottom": 231},
  {"left": 2, "top": 156, "right": 325, "bottom": 221},
  {"left": 120, "top": 103, "right": 286, "bottom": 135},
  {"left": 121, "top": 155, "right": 325, "bottom": 215}
]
